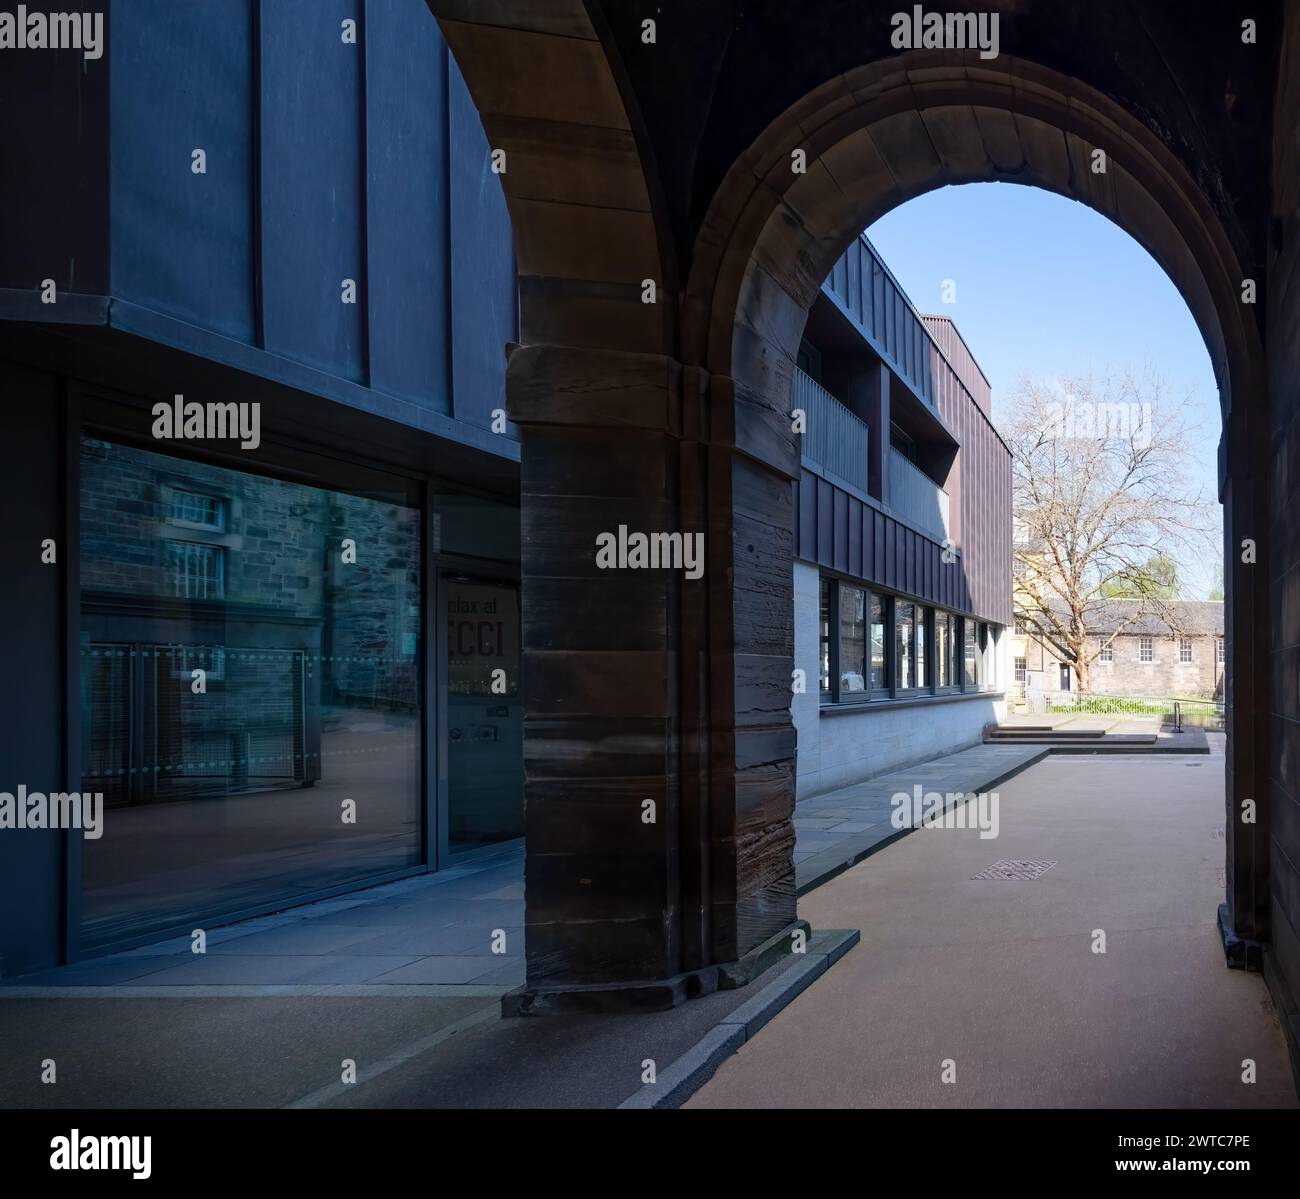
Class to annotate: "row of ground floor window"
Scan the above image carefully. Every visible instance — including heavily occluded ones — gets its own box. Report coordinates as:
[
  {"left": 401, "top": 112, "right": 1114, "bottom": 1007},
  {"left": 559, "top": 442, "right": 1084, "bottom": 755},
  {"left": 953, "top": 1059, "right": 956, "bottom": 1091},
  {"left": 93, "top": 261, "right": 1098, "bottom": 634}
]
[
  {"left": 796, "top": 562, "right": 1009, "bottom": 800},
  {"left": 817, "top": 573, "right": 1006, "bottom": 702}
]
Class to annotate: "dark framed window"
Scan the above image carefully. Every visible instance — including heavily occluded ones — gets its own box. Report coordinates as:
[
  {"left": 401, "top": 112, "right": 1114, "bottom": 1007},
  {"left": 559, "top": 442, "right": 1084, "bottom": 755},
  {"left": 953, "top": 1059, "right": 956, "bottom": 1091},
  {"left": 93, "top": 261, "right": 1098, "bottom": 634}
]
[
  {"left": 869, "top": 593, "right": 887, "bottom": 691},
  {"left": 1015, "top": 656, "right": 1027, "bottom": 682},
  {"left": 935, "top": 610, "right": 952, "bottom": 689},
  {"left": 820, "top": 575, "right": 891, "bottom": 703},
  {"left": 895, "top": 601, "right": 914, "bottom": 690},
  {"left": 915, "top": 606, "right": 930, "bottom": 690},
  {"left": 963, "top": 618, "right": 980, "bottom": 688},
  {"left": 79, "top": 433, "right": 423, "bottom": 950},
  {"left": 839, "top": 584, "right": 869, "bottom": 696},
  {"left": 819, "top": 576, "right": 832, "bottom": 696},
  {"left": 818, "top": 578, "right": 989, "bottom": 703}
]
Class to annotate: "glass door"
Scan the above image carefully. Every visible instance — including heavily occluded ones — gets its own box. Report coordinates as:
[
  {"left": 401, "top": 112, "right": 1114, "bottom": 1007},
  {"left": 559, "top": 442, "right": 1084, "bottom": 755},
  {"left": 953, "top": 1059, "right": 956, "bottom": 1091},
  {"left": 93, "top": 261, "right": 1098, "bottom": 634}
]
[{"left": 440, "top": 574, "right": 523, "bottom": 858}]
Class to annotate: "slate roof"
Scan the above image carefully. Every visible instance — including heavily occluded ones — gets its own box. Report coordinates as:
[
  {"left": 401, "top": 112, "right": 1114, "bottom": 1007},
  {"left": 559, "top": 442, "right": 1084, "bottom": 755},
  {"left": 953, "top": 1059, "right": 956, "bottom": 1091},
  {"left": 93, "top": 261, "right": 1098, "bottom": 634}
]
[{"left": 1021, "top": 598, "right": 1223, "bottom": 636}]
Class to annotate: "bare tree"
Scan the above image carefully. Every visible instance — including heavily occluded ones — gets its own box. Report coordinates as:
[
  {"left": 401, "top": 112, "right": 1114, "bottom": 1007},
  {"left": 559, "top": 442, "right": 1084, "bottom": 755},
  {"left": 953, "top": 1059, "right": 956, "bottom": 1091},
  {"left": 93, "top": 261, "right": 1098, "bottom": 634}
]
[{"left": 1007, "top": 369, "right": 1214, "bottom": 695}]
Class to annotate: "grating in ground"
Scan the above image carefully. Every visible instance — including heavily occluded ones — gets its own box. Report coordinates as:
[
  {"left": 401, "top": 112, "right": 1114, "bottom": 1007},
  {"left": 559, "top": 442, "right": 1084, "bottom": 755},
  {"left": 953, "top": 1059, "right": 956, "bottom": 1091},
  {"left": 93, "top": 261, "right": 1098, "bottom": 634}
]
[{"left": 971, "top": 859, "right": 1058, "bottom": 881}]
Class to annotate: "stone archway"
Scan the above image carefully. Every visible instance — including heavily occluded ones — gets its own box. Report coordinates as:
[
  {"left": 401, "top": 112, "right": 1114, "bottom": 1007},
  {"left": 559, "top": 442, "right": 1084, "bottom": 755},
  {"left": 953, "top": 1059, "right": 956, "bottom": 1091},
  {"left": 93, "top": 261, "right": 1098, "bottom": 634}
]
[
  {"left": 428, "top": 2, "right": 1274, "bottom": 1010},
  {"left": 682, "top": 51, "right": 1271, "bottom": 961},
  {"left": 431, "top": 1, "right": 800, "bottom": 1008}
]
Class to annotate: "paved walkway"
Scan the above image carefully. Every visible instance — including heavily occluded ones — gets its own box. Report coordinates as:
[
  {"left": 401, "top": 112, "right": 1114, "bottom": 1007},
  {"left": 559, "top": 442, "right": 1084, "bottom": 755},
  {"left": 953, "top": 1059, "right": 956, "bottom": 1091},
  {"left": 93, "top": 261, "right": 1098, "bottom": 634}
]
[
  {"left": 3, "top": 742, "right": 1045, "bottom": 996},
  {"left": 4, "top": 737, "right": 1293, "bottom": 1108},
  {"left": 691, "top": 747, "right": 1298, "bottom": 1108},
  {"left": 3, "top": 848, "right": 525, "bottom": 994},
  {"left": 793, "top": 743, "right": 1045, "bottom": 893}
]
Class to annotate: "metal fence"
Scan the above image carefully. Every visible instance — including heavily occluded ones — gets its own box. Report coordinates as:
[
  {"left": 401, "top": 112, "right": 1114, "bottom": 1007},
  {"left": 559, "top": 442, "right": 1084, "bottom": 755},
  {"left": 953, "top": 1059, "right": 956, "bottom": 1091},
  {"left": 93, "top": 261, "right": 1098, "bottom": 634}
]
[
  {"left": 1021, "top": 688, "right": 1225, "bottom": 729},
  {"left": 796, "top": 368, "right": 870, "bottom": 496}
]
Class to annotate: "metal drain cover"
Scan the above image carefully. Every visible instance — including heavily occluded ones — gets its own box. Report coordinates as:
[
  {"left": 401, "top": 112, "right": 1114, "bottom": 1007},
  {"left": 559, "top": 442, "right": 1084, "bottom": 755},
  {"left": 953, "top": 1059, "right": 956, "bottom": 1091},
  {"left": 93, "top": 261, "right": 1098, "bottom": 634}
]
[{"left": 972, "top": 859, "right": 1058, "bottom": 881}]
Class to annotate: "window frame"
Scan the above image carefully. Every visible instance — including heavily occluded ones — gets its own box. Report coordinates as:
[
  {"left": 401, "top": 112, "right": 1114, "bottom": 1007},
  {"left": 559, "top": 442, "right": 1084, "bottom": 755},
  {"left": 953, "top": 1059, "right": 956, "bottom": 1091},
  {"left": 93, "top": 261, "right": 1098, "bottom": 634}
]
[
  {"left": 1139, "top": 635, "right": 1154, "bottom": 663},
  {"left": 817, "top": 574, "right": 1002, "bottom": 705}
]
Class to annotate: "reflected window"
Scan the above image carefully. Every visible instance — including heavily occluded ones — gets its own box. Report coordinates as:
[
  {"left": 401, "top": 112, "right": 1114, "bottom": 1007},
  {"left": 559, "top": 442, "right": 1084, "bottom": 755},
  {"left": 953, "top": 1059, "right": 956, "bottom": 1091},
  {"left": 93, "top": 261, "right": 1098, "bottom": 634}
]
[
  {"left": 896, "top": 602, "right": 914, "bottom": 690},
  {"left": 839, "top": 585, "right": 867, "bottom": 696},
  {"left": 869, "top": 593, "right": 887, "bottom": 692},
  {"left": 819, "top": 577, "right": 831, "bottom": 696},
  {"left": 79, "top": 437, "right": 422, "bottom": 949}
]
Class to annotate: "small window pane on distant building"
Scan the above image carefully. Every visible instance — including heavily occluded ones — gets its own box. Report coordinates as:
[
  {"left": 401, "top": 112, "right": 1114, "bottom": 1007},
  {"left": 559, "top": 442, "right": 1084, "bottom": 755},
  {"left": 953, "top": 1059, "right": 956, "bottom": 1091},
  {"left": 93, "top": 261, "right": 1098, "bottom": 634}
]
[
  {"left": 1139, "top": 636, "right": 1153, "bottom": 663},
  {"left": 164, "top": 541, "right": 224, "bottom": 600},
  {"left": 1015, "top": 656, "right": 1026, "bottom": 682},
  {"left": 1179, "top": 637, "right": 1193, "bottom": 663},
  {"left": 169, "top": 489, "right": 224, "bottom": 530},
  {"left": 1100, "top": 643, "right": 1113, "bottom": 663},
  {"left": 1217, "top": 638, "right": 1225, "bottom": 664}
]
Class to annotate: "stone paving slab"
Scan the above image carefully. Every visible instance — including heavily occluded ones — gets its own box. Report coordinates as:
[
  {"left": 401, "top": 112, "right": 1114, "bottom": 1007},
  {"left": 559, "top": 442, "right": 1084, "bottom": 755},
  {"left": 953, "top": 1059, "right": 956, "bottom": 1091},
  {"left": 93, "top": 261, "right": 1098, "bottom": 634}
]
[
  {"left": 7, "top": 745, "right": 1042, "bottom": 995},
  {"left": 794, "top": 743, "right": 1048, "bottom": 896},
  {"left": 2, "top": 847, "right": 527, "bottom": 995}
]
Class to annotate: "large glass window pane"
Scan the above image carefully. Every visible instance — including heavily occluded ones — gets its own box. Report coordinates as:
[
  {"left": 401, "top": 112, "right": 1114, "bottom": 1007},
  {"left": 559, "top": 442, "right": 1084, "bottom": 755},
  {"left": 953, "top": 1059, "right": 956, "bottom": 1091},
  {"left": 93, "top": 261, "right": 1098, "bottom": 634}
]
[
  {"left": 963, "top": 618, "right": 979, "bottom": 687},
  {"left": 869, "top": 593, "right": 887, "bottom": 692},
  {"left": 819, "top": 577, "right": 831, "bottom": 696},
  {"left": 915, "top": 606, "right": 929, "bottom": 690},
  {"left": 839, "top": 585, "right": 867, "bottom": 696},
  {"left": 936, "top": 611, "right": 950, "bottom": 688},
  {"left": 896, "top": 601, "right": 914, "bottom": 690},
  {"left": 79, "top": 436, "right": 422, "bottom": 948}
]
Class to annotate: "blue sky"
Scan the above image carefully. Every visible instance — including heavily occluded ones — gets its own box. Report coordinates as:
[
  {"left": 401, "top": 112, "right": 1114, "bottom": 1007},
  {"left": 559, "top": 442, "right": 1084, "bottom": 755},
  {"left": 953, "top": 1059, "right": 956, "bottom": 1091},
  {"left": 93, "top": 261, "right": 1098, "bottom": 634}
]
[{"left": 867, "top": 182, "right": 1222, "bottom": 600}]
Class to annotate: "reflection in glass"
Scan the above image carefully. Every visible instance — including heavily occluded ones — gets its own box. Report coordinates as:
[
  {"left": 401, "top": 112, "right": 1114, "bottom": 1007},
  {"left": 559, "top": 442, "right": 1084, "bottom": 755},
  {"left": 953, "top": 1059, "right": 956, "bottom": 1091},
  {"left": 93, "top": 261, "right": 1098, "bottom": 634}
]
[
  {"left": 818, "top": 577, "right": 831, "bottom": 695},
  {"left": 964, "top": 618, "right": 979, "bottom": 687},
  {"left": 79, "top": 437, "right": 421, "bottom": 948},
  {"left": 869, "top": 593, "right": 886, "bottom": 691},
  {"left": 915, "top": 606, "right": 928, "bottom": 690},
  {"left": 896, "top": 601, "right": 914, "bottom": 690},
  {"left": 839, "top": 585, "right": 867, "bottom": 695}
]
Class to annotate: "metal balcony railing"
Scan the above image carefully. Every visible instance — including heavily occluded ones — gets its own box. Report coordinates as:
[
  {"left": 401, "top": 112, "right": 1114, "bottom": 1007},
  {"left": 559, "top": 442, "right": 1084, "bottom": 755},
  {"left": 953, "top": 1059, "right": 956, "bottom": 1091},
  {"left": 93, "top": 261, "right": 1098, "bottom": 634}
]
[
  {"left": 796, "top": 368, "right": 869, "bottom": 496},
  {"left": 887, "top": 447, "right": 949, "bottom": 542}
]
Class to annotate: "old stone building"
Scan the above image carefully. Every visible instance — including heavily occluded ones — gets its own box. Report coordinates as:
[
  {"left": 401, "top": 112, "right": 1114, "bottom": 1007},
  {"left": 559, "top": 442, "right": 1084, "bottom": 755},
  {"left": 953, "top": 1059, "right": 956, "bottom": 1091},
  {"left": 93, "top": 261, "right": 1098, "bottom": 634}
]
[{"left": 1012, "top": 599, "right": 1225, "bottom": 699}]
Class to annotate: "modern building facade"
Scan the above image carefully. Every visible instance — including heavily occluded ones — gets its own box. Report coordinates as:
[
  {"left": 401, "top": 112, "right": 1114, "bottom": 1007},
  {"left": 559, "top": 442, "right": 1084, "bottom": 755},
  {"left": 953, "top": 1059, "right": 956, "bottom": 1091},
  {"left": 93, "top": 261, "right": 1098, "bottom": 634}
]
[
  {"left": 793, "top": 238, "right": 1012, "bottom": 798},
  {"left": 0, "top": 2, "right": 1010, "bottom": 977},
  {"left": 1011, "top": 600, "right": 1225, "bottom": 700},
  {"left": 0, "top": 0, "right": 521, "bottom": 974}
]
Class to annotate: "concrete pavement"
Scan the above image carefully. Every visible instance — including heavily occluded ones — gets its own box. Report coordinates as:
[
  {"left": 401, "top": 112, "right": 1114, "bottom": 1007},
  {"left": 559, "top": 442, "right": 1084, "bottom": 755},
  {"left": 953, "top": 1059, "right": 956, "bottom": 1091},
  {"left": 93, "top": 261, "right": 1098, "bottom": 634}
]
[{"left": 691, "top": 746, "right": 1297, "bottom": 1108}]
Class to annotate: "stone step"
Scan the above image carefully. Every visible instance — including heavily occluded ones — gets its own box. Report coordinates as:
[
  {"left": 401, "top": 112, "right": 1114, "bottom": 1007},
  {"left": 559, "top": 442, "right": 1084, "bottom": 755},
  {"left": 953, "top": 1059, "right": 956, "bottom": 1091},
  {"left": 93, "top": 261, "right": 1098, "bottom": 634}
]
[{"left": 987, "top": 723, "right": 1102, "bottom": 733}]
